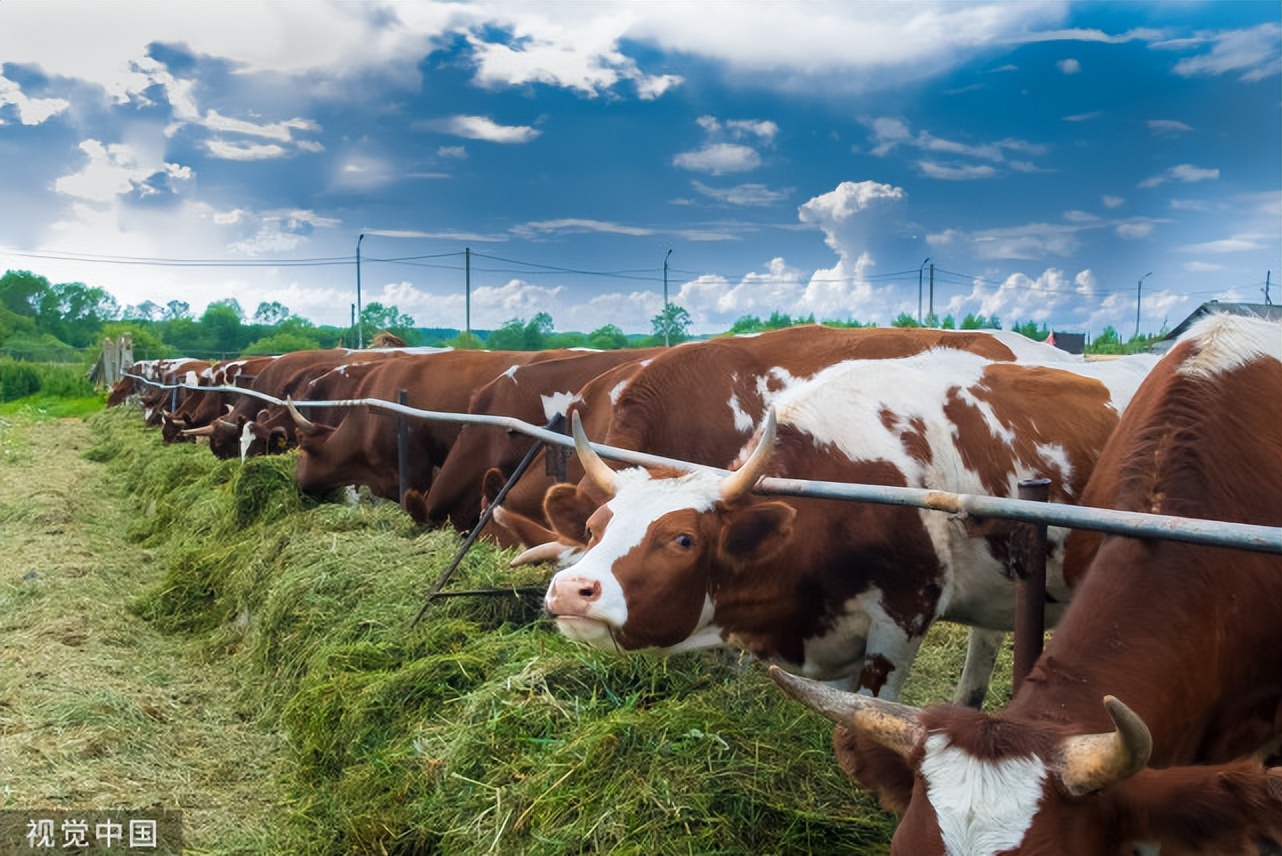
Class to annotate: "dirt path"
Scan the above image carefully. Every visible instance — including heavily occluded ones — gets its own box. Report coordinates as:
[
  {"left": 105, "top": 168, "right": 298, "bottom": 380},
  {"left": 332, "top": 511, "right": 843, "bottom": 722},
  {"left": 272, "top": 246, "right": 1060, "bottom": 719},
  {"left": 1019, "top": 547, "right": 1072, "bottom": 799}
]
[{"left": 0, "top": 413, "right": 284, "bottom": 854}]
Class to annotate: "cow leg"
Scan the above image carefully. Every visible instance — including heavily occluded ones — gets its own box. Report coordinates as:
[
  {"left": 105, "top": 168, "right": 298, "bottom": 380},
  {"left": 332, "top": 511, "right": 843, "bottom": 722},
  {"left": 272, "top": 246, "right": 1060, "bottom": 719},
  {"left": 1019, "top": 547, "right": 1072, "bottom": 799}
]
[
  {"left": 953, "top": 628, "right": 1004, "bottom": 709},
  {"left": 857, "top": 623, "right": 925, "bottom": 702}
]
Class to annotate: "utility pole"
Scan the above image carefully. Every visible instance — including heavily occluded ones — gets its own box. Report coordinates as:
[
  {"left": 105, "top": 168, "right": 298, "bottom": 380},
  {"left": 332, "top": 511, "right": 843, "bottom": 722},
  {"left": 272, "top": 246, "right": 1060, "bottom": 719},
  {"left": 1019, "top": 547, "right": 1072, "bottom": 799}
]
[
  {"left": 465, "top": 247, "right": 472, "bottom": 345},
  {"left": 1135, "top": 271, "right": 1152, "bottom": 340},
  {"left": 355, "top": 233, "right": 365, "bottom": 348},
  {"left": 1264, "top": 271, "right": 1273, "bottom": 306},
  {"left": 928, "top": 263, "right": 935, "bottom": 326},
  {"left": 663, "top": 248, "right": 673, "bottom": 347},
  {"left": 918, "top": 257, "right": 930, "bottom": 324}
]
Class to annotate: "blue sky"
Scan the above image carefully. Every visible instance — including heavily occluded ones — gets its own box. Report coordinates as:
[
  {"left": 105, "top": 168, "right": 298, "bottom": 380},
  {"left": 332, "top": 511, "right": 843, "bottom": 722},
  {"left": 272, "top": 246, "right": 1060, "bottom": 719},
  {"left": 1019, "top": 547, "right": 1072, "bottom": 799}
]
[{"left": 2, "top": 1, "right": 1278, "bottom": 337}]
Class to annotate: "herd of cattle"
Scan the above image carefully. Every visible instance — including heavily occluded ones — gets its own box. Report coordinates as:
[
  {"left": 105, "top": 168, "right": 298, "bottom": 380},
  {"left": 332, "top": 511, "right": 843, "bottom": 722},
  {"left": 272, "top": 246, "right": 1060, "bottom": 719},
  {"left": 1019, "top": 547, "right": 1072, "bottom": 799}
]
[{"left": 110, "top": 317, "right": 1281, "bottom": 855}]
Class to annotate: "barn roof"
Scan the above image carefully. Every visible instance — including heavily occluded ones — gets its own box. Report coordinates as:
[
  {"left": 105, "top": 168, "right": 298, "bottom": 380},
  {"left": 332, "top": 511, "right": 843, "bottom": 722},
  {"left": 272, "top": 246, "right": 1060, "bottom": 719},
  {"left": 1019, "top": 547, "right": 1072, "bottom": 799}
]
[{"left": 1150, "top": 301, "right": 1282, "bottom": 352}]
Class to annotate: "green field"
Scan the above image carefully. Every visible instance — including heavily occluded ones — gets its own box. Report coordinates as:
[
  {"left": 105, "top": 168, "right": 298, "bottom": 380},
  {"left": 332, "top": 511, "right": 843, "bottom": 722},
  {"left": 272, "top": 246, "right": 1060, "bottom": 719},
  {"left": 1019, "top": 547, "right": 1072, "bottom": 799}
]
[{"left": 0, "top": 406, "right": 1015, "bottom": 854}]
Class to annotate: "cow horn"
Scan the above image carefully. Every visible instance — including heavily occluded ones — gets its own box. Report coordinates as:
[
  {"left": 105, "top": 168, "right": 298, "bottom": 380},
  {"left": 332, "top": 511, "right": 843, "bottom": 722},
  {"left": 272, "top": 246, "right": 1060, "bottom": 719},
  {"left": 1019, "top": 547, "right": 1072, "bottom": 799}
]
[
  {"left": 572, "top": 411, "right": 616, "bottom": 499},
  {"left": 1054, "top": 695, "right": 1152, "bottom": 796},
  {"left": 509, "top": 541, "right": 578, "bottom": 568},
  {"left": 285, "top": 397, "right": 318, "bottom": 433},
  {"left": 769, "top": 666, "right": 924, "bottom": 759},
  {"left": 181, "top": 424, "right": 217, "bottom": 437},
  {"left": 720, "top": 409, "right": 777, "bottom": 502}
]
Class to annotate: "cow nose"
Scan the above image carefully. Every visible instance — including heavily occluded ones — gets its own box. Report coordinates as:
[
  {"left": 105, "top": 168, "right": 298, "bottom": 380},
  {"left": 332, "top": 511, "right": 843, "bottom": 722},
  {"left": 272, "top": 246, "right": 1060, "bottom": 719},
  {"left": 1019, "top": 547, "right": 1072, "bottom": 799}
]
[{"left": 545, "top": 575, "right": 602, "bottom": 616}]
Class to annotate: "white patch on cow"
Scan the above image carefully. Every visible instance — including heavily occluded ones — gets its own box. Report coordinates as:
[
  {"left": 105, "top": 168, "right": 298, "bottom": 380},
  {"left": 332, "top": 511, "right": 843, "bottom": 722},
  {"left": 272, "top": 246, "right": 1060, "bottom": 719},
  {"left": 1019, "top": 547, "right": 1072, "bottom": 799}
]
[
  {"left": 608, "top": 378, "right": 631, "bottom": 404},
  {"left": 502, "top": 364, "right": 522, "bottom": 381},
  {"left": 1177, "top": 314, "right": 1281, "bottom": 379},
  {"left": 547, "top": 466, "right": 724, "bottom": 636},
  {"left": 920, "top": 733, "right": 1047, "bottom": 856},
  {"left": 541, "top": 391, "right": 578, "bottom": 422},
  {"left": 184, "top": 370, "right": 198, "bottom": 387},
  {"left": 727, "top": 391, "right": 754, "bottom": 433},
  {"left": 239, "top": 421, "right": 255, "bottom": 462}
]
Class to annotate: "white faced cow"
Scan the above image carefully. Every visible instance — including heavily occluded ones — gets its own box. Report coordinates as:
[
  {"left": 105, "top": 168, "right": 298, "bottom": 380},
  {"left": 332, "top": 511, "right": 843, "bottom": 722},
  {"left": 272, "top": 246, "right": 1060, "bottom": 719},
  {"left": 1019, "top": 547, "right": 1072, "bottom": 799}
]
[
  {"left": 544, "top": 347, "right": 1156, "bottom": 704},
  {"left": 770, "top": 314, "right": 1282, "bottom": 856}
]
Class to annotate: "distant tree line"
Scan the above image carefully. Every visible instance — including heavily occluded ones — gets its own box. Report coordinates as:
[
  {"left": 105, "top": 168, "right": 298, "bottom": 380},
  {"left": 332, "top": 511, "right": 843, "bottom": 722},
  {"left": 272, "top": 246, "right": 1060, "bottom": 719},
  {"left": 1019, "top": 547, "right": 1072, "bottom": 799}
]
[{"left": 0, "top": 268, "right": 1162, "bottom": 366}]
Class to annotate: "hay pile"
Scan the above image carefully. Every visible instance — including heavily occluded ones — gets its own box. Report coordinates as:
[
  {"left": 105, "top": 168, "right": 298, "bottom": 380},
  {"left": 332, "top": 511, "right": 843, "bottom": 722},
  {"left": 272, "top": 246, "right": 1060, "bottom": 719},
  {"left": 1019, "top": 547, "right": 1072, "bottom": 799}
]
[{"left": 84, "top": 407, "right": 1012, "bottom": 854}]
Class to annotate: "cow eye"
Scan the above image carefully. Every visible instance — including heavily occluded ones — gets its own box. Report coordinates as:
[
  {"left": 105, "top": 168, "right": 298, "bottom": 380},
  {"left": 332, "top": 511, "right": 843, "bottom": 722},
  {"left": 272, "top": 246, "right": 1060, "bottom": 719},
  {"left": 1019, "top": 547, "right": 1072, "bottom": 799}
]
[{"left": 674, "top": 533, "right": 695, "bottom": 549}]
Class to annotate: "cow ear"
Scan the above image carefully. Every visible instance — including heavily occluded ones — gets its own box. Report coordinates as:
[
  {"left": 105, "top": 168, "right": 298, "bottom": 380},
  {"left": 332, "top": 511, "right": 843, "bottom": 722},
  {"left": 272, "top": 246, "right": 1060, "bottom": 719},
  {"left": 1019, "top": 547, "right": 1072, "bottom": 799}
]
[
  {"left": 720, "top": 500, "right": 796, "bottom": 564},
  {"left": 832, "top": 725, "right": 917, "bottom": 815},
  {"left": 544, "top": 484, "right": 596, "bottom": 543}
]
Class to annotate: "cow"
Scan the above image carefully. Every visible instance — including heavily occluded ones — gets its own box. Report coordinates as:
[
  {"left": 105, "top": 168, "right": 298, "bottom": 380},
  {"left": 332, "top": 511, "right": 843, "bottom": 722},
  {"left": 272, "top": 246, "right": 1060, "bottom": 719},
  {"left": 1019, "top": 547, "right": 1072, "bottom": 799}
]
[
  {"left": 287, "top": 349, "right": 548, "bottom": 505},
  {"left": 198, "top": 349, "right": 406, "bottom": 460},
  {"left": 769, "top": 314, "right": 1282, "bottom": 856},
  {"left": 483, "top": 356, "right": 655, "bottom": 553},
  {"left": 507, "top": 326, "right": 1077, "bottom": 565},
  {"left": 123, "top": 358, "right": 210, "bottom": 426},
  {"left": 160, "top": 356, "right": 277, "bottom": 444},
  {"left": 542, "top": 345, "right": 1157, "bottom": 707},
  {"left": 411, "top": 347, "right": 661, "bottom": 534}
]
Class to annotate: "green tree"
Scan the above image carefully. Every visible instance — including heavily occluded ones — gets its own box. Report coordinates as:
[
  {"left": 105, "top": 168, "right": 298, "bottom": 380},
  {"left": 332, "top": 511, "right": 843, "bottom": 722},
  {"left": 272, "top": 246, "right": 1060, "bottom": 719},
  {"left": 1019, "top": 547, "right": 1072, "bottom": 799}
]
[
  {"left": 586, "top": 324, "right": 628, "bottom": 349},
  {"left": 199, "top": 301, "right": 245, "bottom": 356},
  {"left": 0, "top": 270, "right": 51, "bottom": 318},
  {"left": 961, "top": 313, "right": 1001, "bottom": 330},
  {"left": 359, "top": 302, "right": 416, "bottom": 344},
  {"left": 891, "top": 313, "right": 920, "bottom": 328},
  {"left": 253, "top": 301, "right": 291, "bottom": 325},
  {"left": 1010, "top": 320, "right": 1050, "bottom": 342},
  {"left": 165, "top": 300, "right": 191, "bottom": 320},
  {"left": 729, "top": 315, "right": 764, "bottom": 334},
  {"left": 651, "top": 302, "right": 692, "bottom": 346},
  {"left": 764, "top": 310, "right": 793, "bottom": 330}
]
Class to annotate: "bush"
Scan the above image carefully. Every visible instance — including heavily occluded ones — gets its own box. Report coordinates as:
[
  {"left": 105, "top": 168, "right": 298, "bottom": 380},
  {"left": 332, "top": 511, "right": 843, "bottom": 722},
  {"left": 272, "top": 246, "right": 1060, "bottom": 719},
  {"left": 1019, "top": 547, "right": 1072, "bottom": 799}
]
[
  {"left": 0, "top": 359, "right": 41, "bottom": 401},
  {"left": 0, "top": 359, "right": 96, "bottom": 401}
]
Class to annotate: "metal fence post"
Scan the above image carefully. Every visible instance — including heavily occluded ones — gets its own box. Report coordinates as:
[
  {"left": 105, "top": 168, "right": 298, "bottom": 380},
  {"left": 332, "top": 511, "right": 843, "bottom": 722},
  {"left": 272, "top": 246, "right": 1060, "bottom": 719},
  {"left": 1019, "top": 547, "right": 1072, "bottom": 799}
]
[
  {"left": 1012, "top": 477, "right": 1051, "bottom": 693},
  {"left": 396, "top": 389, "right": 410, "bottom": 505}
]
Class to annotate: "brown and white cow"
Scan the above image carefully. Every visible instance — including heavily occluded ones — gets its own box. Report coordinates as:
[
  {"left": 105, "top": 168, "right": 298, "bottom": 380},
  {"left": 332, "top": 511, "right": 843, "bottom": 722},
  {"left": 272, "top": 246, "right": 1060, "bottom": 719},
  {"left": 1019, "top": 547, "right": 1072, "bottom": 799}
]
[
  {"left": 410, "top": 347, "right": 660, "bottom": 533},
  {"left": 770, "top": 314, "right": 1282, "bottom": 856},
  {"left": 543, "top": 346, "right": 1156, "bottom": 705},
  {"left": 507, "top": 325, "right": 1077, "bottom": 564},
  {"left": 288, "top": 349, "right": 546, "bottom": 505}
]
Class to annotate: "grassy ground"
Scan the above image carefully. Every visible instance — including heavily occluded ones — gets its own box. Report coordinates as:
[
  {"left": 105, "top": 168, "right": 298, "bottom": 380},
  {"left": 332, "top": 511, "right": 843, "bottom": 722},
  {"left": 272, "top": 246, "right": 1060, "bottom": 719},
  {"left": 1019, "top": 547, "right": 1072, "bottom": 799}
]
[
  {"left": 0, "top": 406, "right": 286, "bottom": 854},
  {"left": 0, "top": 406, "right": 1015, "bottom": 855}
]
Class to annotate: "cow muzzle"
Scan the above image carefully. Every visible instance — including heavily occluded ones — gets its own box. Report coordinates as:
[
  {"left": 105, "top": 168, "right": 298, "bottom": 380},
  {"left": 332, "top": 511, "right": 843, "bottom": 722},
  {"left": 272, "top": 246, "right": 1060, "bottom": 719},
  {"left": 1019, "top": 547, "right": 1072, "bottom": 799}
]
[{"left": 544, "top": 574, "right": 602, "bottom": 617}]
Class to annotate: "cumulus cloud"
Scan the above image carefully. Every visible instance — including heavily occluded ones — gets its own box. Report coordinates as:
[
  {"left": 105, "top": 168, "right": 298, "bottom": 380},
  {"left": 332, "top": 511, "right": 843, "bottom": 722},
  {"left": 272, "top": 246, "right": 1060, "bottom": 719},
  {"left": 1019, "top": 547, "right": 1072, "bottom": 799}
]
[
  {"left": 0, "top": 74, "right": 70, "bottom": 125},
  {"left": 53, "top": 139, "right": 192, "bottom": 202},
  {"left": 951, "top": 267, "right": 1096, "bottom": 324},
  {"left": 672, "top": 143, "right": 761, "bottom": 175},
  {"left": 1057, "top": 58, "right": 1082, "bottom": 74}
]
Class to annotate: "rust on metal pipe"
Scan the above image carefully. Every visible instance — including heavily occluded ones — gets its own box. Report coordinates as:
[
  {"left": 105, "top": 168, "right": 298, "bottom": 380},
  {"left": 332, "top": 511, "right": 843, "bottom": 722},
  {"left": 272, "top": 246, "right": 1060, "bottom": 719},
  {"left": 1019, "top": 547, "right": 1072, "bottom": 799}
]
[{"left": 1012, "top": 477, "right": 1051, "bottom": 694}]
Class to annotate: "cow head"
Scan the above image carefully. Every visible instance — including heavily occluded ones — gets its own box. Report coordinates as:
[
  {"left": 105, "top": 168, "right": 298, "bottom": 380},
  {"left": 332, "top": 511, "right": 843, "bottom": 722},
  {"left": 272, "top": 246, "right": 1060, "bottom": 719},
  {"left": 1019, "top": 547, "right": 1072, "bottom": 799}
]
[
  {"left": 770, "top": 667, "right": 1282, "bottom": 855},
  {"left": 543, "top": 410, "right": 796, "bottom": 653}
]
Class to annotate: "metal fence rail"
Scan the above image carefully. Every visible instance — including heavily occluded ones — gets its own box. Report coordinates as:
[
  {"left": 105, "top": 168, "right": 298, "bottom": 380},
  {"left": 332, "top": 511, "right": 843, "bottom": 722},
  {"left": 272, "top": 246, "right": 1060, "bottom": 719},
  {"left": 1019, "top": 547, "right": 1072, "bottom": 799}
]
[{"left": 127, "top": 373, "right": 1282, "bottom": 556}]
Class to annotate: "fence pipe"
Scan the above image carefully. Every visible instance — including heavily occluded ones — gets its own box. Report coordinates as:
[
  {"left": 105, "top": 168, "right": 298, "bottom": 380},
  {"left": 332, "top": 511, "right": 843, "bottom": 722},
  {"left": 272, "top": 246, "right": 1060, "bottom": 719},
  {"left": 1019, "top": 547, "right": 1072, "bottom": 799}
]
[
  {"left": 126, "top": 373, "right": 1282, "bottom": 556},
  {"left": 396, "top": 389, "right": 410, "bottom": 506},
  {"left": 1012, "top": 478, "right": 1050, "bottom": 694}
]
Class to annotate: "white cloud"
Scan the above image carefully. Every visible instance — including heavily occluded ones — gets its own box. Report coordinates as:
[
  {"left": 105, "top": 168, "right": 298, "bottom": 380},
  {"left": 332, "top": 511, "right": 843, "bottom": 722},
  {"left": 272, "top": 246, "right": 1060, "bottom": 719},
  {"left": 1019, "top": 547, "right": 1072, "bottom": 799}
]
[
  {"left": 0, "top": 74, "right": 70, "bottom": 125},
  {"left": 422, "top": 115, "right": 541, "bottom": 144},
  {"left": 1062, "top": 111, "right": 1103, "bottom": 122},
  {"left": 511, "top": 218, "right": 654, "bottom": 238},
  {"left": 690, "top": 181, "right": 790, "bottom": 207},
  {"left": 438, "top": 146, "right": 468, "bottom": 160},
  {"left": 1139, "top": 163, "right": 1219, "bottom": 188},
  {"left": 206, "top": 140, "right": 288, "bottom": 161},
  {"left": 1171, "top": 23, "right": 1282, "bottom": 83},
  {"left": 672, "top": 143, "right": 761, "bottom": 175},
  {"left": 918, "top": 161, "right": 998, "bottom": 181},
  {"left": 1179, "top": 233, "right": 1268, "bottom": 254},
  {"left": 1115, "top": 221, "right": 1154, "bottom": 239},
  {"left": 1057, "top": 58, "right": 1082, "bottom": 74},
  {"left": 53, "top": 139, "right": 191, "bottom": 202},
  {"left": 1102, "top": 195, "right": 1125, "bottom": 208},
  {"left": 952, "top": 267, "right": 1095, "bottom": 324},
  {"left": 865, "top": 117, "right": 1044, "bottom": 179},
  {"left": 1147, "top": 119, "right": 1193, "bottom": 136}
]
